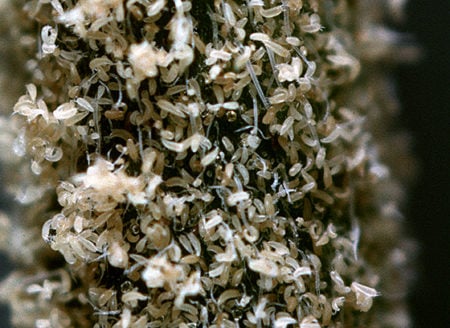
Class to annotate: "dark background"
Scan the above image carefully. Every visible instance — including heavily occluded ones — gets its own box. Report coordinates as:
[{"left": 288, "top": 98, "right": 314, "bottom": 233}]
[
  {"left": 395, "top": 0, "right": 450, "bottom": 327},
  {"left": 1, "top": 0, "right": 449, "bottom": 327}
]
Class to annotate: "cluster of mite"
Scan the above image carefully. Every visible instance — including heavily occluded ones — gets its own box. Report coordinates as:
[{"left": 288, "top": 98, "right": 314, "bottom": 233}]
[{"left": 0, "top": 0, "right": 415, "bottom": 327}]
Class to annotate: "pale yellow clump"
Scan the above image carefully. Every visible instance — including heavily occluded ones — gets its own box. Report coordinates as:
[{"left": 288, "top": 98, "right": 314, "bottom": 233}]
[{"left": 128, "top": 41, "right": 171, "bottom": 81}]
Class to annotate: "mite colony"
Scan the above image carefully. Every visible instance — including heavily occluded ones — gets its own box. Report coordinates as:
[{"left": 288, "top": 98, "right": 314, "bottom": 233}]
[{"left": 0, "top": 0, "right": 414, "bottom": 327}]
